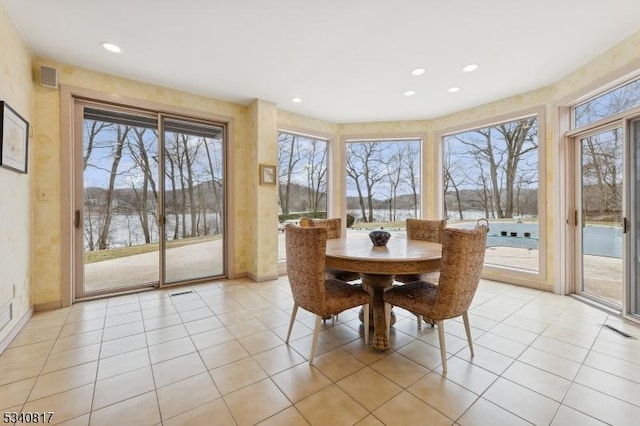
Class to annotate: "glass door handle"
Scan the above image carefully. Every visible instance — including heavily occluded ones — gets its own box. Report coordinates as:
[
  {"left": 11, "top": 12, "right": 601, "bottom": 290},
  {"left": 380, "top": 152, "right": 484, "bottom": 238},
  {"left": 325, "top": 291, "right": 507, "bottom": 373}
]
[
  {"left": 623, "top": 217, "right": 628, "bottom": 234},
  {"left": 574, "top": 210, "right": 584, "bottom": 227},
  {"left": 74, "top": 210, "right": 81, "bottom": 229}
]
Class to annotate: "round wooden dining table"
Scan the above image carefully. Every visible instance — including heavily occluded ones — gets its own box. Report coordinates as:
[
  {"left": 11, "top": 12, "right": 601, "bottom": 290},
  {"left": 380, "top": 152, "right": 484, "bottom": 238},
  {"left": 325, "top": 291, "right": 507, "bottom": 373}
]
[{"left": 325, "top": 235, "right": 442, "bottom": 351}]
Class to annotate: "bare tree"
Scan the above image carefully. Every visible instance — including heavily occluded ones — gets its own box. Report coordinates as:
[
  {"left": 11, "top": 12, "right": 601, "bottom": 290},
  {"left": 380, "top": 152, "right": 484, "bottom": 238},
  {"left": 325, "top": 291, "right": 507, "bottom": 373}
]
[
  {"left": 82, "top": 119, "right": 111, "bottom": 250},
  {"left": 304, "top": 139, "right": 327, "bottom": 213},
  {"left": 179, "top": 134, "right": 201, "bottom": 237},
  {"left": 83, "top": 187, "right": 104, "bottom": 251},
  {"left": 203, "top": 137, "right": 223, "bottom": 234},
  {"left": 83, "top": 120, "right": 111, "bottom": 171},
  {"left": 404, "top": 144, "right": 420, "bottom": 218},
  {"left": 515, "top": 175, "right": 538, "bottom": 216},
  {"left": 495, "top": 118, "right": 537, "bottom": 218},
  {"left": 127, "top": 128, "right": 158, "bottom": 243},
  {"left": 443, "top": 148, "right": 465, "bottom": 220},
  {"left": 385, "top": 147, "right": 405, "bottom": 222},
  {"left": 97, "top": 124, "right": 131, "bottom": 250},
  {"left": 164, "top": 134, "right": 181, "bottom": 240},
  {"left": 469, "top": 155, "right": 494, "bottom": 218},
  {"left": 575, "top": 80, "right": 640, "bottom": 126},
  {"left": 278, "top": 133, "right": 301, "bottom": 215},
  {"left": 582, "top": 129, "right": 623, "bottom": 219},
  {"left": 346, "top": 142, "right": 386, "bottom": 222},
  {"left": 453, "top": 117, "right": 537, "bottom": 219}
]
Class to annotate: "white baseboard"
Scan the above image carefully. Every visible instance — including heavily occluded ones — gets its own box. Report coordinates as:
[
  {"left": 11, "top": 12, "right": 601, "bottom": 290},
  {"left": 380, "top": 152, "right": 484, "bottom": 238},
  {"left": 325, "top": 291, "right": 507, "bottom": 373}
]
[
  {"left": 247, "top": 272, "right": 279, "bottom": 282},
  {"left": 0, "top": 305, "right": 34, "bottom": 354}
]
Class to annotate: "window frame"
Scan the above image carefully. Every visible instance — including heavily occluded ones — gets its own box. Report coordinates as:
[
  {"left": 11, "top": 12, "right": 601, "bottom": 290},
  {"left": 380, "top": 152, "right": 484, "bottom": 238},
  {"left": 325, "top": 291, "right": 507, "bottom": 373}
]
[
  {"left": 60, "top": 85, "right": 234, "bottom": 306},
  {"left": 572, "top": 75, "right": 640, "bottom": 129},
  {"left": 436, "top": 106, "right": 547, "bottom": 287},
  {"left": 342, "top": 136, "right": 425, "bottom": 226},
  {"left": 276, "top": 128, "right": 332, "bottom": 270},
  {"left": 566, "top": 73, "right": 640, "bottom": 320},
  {"left": 276, "top": 129, "right": 331, "bottom": 216}
]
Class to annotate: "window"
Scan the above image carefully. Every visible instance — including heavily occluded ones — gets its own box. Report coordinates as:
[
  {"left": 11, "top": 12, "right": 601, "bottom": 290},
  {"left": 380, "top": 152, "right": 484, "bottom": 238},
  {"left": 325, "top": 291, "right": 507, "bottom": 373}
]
[
  {"left": 345, "top": 139, "right": 421, "bottom": 229},
  {"left": 277, "top": 131, "right": 328, "bottom": 261},
  {"left": 574, "top": 77, "right": 640, "bottom": 127},
  {"left": 443, "top": 116, "right": 540, "bottom": 272}
]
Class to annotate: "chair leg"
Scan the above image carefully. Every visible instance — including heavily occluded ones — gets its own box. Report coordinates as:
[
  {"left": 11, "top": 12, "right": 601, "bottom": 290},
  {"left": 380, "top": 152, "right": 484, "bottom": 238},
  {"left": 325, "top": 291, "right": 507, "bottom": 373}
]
[
  {"left": 363, "top": 304, "right": 370, "bottom": 344},
  {"left": 285, "top": 303, "right": 299, "bottom": 343},
  {"left": 384, "top": 303, "right": 391, "bottom": 339},
  {"left": 462, "top": 311, "right": 474, "bottom": 357},
  {"left": 309, "top": 315, "right": 322, "bottom": 365},
  {"left": 436, "top": 320, "right": 447, "bottom": 375},
  {"left": 416, "top": 314, "right": 422, "bottom": 329}
]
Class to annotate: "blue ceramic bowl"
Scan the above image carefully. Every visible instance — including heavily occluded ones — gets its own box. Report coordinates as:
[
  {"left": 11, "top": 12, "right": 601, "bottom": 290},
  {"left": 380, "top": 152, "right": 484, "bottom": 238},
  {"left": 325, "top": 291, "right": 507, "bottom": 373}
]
[{"left": 369, "top": 230, "right": 391, "bottom": 246}]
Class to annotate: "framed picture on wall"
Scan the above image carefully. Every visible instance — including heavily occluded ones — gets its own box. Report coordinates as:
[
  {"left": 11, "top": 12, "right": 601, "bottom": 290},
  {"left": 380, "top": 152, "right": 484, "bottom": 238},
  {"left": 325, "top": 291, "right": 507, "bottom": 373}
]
[
  {"left": 260, "top": 164, "right": 277, "bottom": 185},
  {"left": 0, "top": 101, "right": 29, "bottom": 174}
]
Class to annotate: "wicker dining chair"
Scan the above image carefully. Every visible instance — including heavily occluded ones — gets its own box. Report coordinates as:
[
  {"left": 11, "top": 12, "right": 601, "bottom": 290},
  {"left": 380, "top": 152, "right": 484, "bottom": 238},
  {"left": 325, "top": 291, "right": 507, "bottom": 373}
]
[
  {"left": 392, "top": 218, "right": 446, "bottom": 326},
  {"left": 395, "top": 218, "right": 446, "bottom": 284},
  {"left": 309, "top": 218, "right": 361, "bottom": 282},
  {"left": 284, "top": 225, "right": 370, "bottom": 364},
  {"left": 299, "top": 216, "right": 313, "bottom": 228},
  {"left": 383, "top": 226, "right": 487, "bottom": 374}
]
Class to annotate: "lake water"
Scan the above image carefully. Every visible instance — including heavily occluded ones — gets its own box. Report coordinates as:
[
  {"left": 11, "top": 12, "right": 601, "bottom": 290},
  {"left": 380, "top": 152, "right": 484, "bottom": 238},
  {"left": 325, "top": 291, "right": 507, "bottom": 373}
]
[
  {"left": 91, "top": 211, "right": 622, "bottom": 259},
  {"left": 84, "top": 212, "right": 222, "bottom": 249},
  {"left": 348, "top": 209, "right": 622, "bottom": 258}
]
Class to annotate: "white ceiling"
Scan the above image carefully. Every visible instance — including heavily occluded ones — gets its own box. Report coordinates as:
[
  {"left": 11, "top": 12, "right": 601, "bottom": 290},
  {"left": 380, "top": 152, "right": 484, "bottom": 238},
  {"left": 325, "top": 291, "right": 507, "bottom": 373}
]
[{"left": 3, "top": 0, "right": 640, "bottom": 123}]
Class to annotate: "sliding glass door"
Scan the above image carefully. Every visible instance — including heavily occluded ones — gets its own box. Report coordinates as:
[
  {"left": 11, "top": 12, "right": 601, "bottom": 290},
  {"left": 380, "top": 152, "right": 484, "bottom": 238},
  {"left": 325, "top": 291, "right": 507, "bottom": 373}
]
[
  {"left": 75, "top": 103, "right": 225, "bottom": 298},
  {"left": 80, "top": 107, "right": 160, "bottom": 294},
  {"left": 575, "top": 126, "right": 624, "bottom": 307},
  {"left": 163, "top": 117, "right": 225, "bottom": 283},
  {"left": 631, "top": 118, "right": 640, "bottom": 316}
]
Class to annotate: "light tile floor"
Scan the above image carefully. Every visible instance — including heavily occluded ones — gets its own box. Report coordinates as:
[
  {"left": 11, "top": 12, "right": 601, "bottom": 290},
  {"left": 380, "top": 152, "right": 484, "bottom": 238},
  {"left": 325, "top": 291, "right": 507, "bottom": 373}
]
[{"left": 1, "top": 278, "right": 640, "bottom": 425}]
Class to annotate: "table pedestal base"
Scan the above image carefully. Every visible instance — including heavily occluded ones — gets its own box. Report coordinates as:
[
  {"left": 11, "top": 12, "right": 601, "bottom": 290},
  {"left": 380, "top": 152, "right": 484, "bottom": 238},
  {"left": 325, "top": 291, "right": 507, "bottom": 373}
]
[
  {"left": 361, "top": 273, "right": 394, "bottom": 351},
  {"left": 359, "top": 308, "right": 395, "bottom": 327}
]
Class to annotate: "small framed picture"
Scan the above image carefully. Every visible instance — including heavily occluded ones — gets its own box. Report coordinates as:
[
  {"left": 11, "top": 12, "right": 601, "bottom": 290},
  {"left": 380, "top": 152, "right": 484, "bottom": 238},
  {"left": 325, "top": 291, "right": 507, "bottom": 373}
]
[
  {"left": 0, "top": 101, "right": 29, "bottom": 174},
  {"left": 260, "top": 164, "right": 277, "bottom": 185}
]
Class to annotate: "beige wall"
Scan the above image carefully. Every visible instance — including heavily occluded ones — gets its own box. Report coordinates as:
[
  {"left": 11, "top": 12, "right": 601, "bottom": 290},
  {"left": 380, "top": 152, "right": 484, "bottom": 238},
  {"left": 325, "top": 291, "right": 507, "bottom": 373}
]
[
  {"left": 1, "top": 2, "right": 640, "bottom": 344},
  {"left": 0, "top": 6, "right": 33, "bottom": 344},
  {"left": 552, "top": 30, "right": 640, "bottom": 103},
  {"left": 247, "top": 99, "right": 279, "bottom": 281}
]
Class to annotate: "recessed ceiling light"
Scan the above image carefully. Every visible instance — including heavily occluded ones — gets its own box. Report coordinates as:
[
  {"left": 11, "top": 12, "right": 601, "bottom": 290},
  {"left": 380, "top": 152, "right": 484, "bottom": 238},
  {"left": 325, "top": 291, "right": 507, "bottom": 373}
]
[
  {"left": 411, "top": 68, "right": 426, "bottom": 76},
  {"left": 403, "top": 90, "right": 416, "bottom": 96},
  {"left": 462, "top": 63, "right": 478, "bottom": 72},
  {"left": 448, "top": 87, "right": 460, "bottom": 93},
  {"left": 100, "top": 42, "right": 121, "bottom": 53},
  {"left": 291, "top": 97, "right": 302, "bottom": 103}
]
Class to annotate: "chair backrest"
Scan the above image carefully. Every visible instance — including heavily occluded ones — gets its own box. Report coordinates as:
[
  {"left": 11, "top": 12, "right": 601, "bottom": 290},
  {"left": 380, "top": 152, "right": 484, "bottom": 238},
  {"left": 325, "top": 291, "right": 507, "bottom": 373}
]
[
  {"left": 433, "top": 226, "right": 487, "bottom": 319},
  {"left": 310, "top": 218, "right": 342, "bottom": 239},
  {"left": 299, "top": 217, "right": 312, "bottom": 227},
  {"left": 406, "top": 218, "right": 446, "bottom": 243},
  {"left": 285, "top": 225, "right": 327, "bottom": 313}
]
